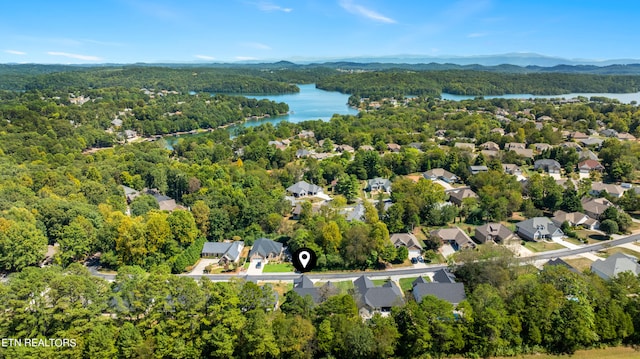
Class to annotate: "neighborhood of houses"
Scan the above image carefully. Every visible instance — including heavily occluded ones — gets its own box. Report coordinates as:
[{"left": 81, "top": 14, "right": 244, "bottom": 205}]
[{"left": 108, "top": 98, "right": 640, "bottom": 319}]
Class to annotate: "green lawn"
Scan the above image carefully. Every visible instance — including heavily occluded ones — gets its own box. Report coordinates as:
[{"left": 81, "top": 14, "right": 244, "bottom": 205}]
[
  {"left": 597, "top": 246, "right": 640, "bottom": 259},
  {"left": 372, "top": 279, "right": 391, "bottom": 286},
  {"left": 563, "top": 257, "right": 593, "bottom": 272},
  {"left": 322, "top": 280, "right": 353, "bottom": 294},
  {"left": 399, "top": 277, "right": 426, "bottom": 291},
  {"left": 262, "top": 262, "right": 295, "bottom": 273},
  {"left": 523, "top": 241, "right": 566, "bottom": 252}
]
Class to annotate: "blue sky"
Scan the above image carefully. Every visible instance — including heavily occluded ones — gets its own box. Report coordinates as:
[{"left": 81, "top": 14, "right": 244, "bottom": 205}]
[{"left": 1, "top": 0, "right": 639, "bottom": 64}]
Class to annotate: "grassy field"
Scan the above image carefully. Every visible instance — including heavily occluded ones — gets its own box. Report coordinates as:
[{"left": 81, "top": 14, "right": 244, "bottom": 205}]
[
  {"left": 563, "top": 257, "right": 594, "bottom": 272},
  {"left": 596, "top": 246, "right": 640, "bottom": 259},
  {"left": 320, "top": 280, "right": 353, "bottom": 294},
  {"left": 449, "top": 346, "right": 640, "bottom": 359},
  {"left": 262, "top": 262, "right": 295, "bottom": 273},
  {"left": 399, "top": 277, "right": 423, "bottom": 291},
  {"left": 523, "top": 241, "right": 566, "bottom": 252}
]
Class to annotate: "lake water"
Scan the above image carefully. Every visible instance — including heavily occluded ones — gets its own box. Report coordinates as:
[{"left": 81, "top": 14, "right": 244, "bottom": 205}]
[
  {"left": 441, "top": 92, "right": 640, "bottom": 103},
  {"left": 164, "top": 84, "right": 358, "bottom": 149}
]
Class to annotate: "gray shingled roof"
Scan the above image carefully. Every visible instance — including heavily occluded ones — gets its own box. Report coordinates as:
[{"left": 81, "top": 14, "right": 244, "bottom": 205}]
[
  {"left": 433, "top": 269, "right": 457, "bottom": 283},
  {"left": 201, "top": 241, "right": 244, "bottom": 262},
  {"left": 354, "top": 276, "right": 403, "bottom": 309},
  {"left": 286, "top": 181, "right": 322, "bottom": 196},
  {"left": 413, "top": 283, "right": 466, "bottom": 304},
  {"left": 591, "top": 253, "right": 640, "bottom": 280},
  {"left": 249, "top": 238, "right": 283, "bottom": 259}
]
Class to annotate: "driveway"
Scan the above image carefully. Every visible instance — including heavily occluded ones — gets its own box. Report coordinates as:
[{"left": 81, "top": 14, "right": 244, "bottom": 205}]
[
  {"left": 439, "top": 244, "right": 456, "bottom": 258},
  {"left": 189, "top": 258, "right": 218, "bottom": 275},
  {"left": 246, "top": 259, "right": 265, "bottom": 275}
]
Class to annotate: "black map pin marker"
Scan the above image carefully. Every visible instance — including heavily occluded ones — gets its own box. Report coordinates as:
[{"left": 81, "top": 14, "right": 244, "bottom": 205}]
[{"left": 292, "top": 247, "right": 317, "bottom": 273}]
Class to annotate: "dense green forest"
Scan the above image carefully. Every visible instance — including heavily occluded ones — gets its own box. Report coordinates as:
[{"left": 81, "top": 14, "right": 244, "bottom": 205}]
[
  {"left": 0, "top": 256, "right": 638, "bottom": 358},
  {"left": 1, "top": 65, "right": 640, "bottom": 357}
]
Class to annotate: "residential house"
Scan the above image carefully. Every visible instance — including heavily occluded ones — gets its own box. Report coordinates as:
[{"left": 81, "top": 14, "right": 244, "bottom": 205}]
[
  {"left": 480, "top": 141, "right": 500, "bottom": 151},
  {"left": 510, "top": 148, "right": 535, "bottom": 159},
  {"left": 292, "top": 276, "right": 339, "bottom": 303},
  {"left": 423, "top": 168, "right": 458, "bottom": 183},
  {"left": 578, "top": 159, "right": 605, "bottom": 173},
  {"left": 474, "top": 223, "right": 515, "bottom": 244},
  {"left": 551, "top": 210, "right": 599, "bottom": 230},
  {"left": 122, "top": 185, "right": 141, "bottom": 204},
  {"left": 569, "top": 131, "right": 589, "bottom": 140},
  {"left": 295, "top": 149, "right": 311, "bottom": 158},
  {"left": 286, "top": 181, "right": 323, "bottom": 198},
  {"left": 248, "top": 238, "right": 284, "bottom": 262},
  {"left": 448, "top": 188, "right": 478, "bottom": 206},
  {"left": 579, "top": 149, "right": 600, "bottom": 161},
  {"left": 430, "top": 227, "right": 476, "bottom": 251},
  {"left": 617, "top": 133, "right": 637, "bottom": 141},
  {"left": 581, "top": 197, "right": 614, "bottom": 219},
  {"left": 346, "top": 203, "right": 366, "bottom": 222},
  {"left": 600, "top": 129, "right": 618, "bottom": 137},
  {"left": 298, "top": 130, "right": 315, "bottom": 139},
  {"left": 469, "top": 165, "right": 488, "bottom": 175},
  {"left": 561, "top": 142, "right": 582, "bottom": 151},
  {"left": 589, "top": 182, "right": 627, "bottom": 198},
  {"left": 411, "top": 276, "right": 466, "bottom": 305},
  {"left": 454, "top": 142, "right": 475, "bottom": 152},
  {"left": 433, "top": 268, "right": 457, "bottom": 283},
  {"left": 145, "top": 188, "right": 181, "bottom": 211},
  {"left": 490, "top": 127, "right": 505, "bottom": 136},
  {"left": 578, "top": 138, "right": 604, "bottom": 148},
  {"left": 534, "top": 159, "right": 562, "bottom": 174},
  {"left": 124, "top": 129, "right": 138, "bottom": 139},
  {"left": 111, "top": 118, "right": 123, "bottom": 127},
  {"left": 390, "top": 233, "right": 423, "bottom": 259},
  {"left": 545, "top": 258, "right": 581, "bottom": 274},
  {"left": 502, "top": 164, "right": 523, "bottom": 176},
  {"left": 367, "top": 178, "right": 392, "bottom": 193},
  {"left": 353, "top": 276, "right": 404, "bottom": 316},
  {"left": 515, "top": 217, "right": 564, "bottom": 241},
  {"left": 201, "top": 241, "right": 244, "bottom": 263},
  {"left": 336, "top": 144, "right": 355, "bottom": 153},
  {"left": 291, "top": 203, "right": 303, "bottom": 220},
  {"left": 359, "top": 145, "right": 375, "bottom": 151},
  {"left": 505, "top": 142, "right": 526, "bottom": 150},
  {"left": 591, "top": 253, "right": 640, "bottom": 280},
  {"left": 534, "top": 143, "right": 553, "bottom": 153},
  {"left": 481, "top": 150, "right": 500, "bottom": 158},
  {"left": 387, "top": 143, "right": 401, "bottom": 152}
]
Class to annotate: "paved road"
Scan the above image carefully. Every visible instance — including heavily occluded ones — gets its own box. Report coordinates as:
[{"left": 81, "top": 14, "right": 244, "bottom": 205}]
[{"left": 87, "top": 233, "right": 640, "bottom": 283}]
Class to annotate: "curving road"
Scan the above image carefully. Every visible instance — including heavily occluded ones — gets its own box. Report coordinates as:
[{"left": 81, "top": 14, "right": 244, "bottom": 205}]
[{"left": 88, "top": 233, "right": 640, "bottom": 283}]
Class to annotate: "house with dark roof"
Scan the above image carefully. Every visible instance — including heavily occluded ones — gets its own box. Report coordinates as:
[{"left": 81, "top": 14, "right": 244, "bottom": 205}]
[
  {"left": 249, "top": 238, "right": 284, "bottom": 262},
  {"left": 286, "top": 181, "right": 323, "bottom": 198},
  {"left": 411, "top": 276, "right": 466, "bottom": 305},
  {"left": 295, "top": 149, "right": 311, "bottom": 158},
  {"left": 469, "top": 165, "right": 488, "bottom": 175},
  {"left": 292, "top": 276, "right": 338, "bottom": 303},
  {"left": 502, "top": 164, "right": 523, "bottom": 176},
  {"left": 515, "top": 217, "right": 563, "bottom": 242},
  {"left": 534, "top": 159, "right": 562, "bottom": 174},
  {"left": 353, "top": 276, "right": 404, "bottom": 316},
  {"left": 545, "top": 258, "right": 581, "bottom": 274},
  {"left": 201, "top": 241, "right": 244, "bottom": 263},
  {"left": 423, "top": 168, "right": 458, "bottom": 183},
  {"left": 122, "top": 185, "right": 141, "bottom": 204},
  {"left": 430, "top": 227, "right": 476, "bottom": 251},
  {"left": 581, "top": 197, "right": 614, "bottom": 219},
  {"left": 366, "top": 178, "right": 392, "bottom": 193},
  {"left": 448, "top": 188, "right": 478, "bottom": 206},
  {"left": 474, "top": 223, "right": 515, "bottom": 244},
  {"left": 591, "top": 253, "right": 640, "bottom": 280},
  {"left": 433, "top": 268, "right": 456, "bottom": 283},
  {"left": 390, "top": 233, "right": 423, "bottom": 259}
]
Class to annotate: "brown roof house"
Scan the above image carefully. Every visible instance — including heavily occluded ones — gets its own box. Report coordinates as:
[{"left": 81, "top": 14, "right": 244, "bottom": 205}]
[
  {"left": 581, "top": 197, "right": 614, "bottom": 219},
  {"left": 431, "top": 227, "right": 476, "bottom": 251},
  {"left": 578, "top": 159, "right": 605, "bottom": 173},
  {"left": 474, "top": 223, "right": 515, "bottom": 244},
  {"left": 448, "top": 188, "right": 478, "bottom": 206},
  {"left": 390, "top": 233, "right": 423, "bottom": 259},
  {"left": 551, "top": 210, "right": 599, "bottom": 230}
]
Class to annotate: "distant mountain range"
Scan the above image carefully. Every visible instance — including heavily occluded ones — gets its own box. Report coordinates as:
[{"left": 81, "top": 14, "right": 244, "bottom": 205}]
[
  {"left": 5, "top": 53, "right": 640, "bottom": 75},
  {"left": 281, "top": 53, "right": 640, "bottom": 67}
]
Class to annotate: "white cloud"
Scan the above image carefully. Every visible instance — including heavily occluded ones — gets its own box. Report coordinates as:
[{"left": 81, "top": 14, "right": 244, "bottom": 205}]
[
  {"left": 339, "top": 0, "right": 395, "bottom": 24},
  {"left": 195, "top": 54, "right": 215, "bottom": 60},
  {"left": 254, "top": 1, "right": 292, "bottom": 12},
  {"left": 242, "top": 42, "right": 271, "bottom": 50},
  {"left": 47, "top": 52, "right": 102, "bottom": 61},
  {"left": 235, "top": 56, "right": 258, "bottom": 61},
  {"left": 5, "top": 50, "right": 26, "bottom": 55},
  {"left": 467, "top": 32, "right": 487, "bottom": 38}
]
